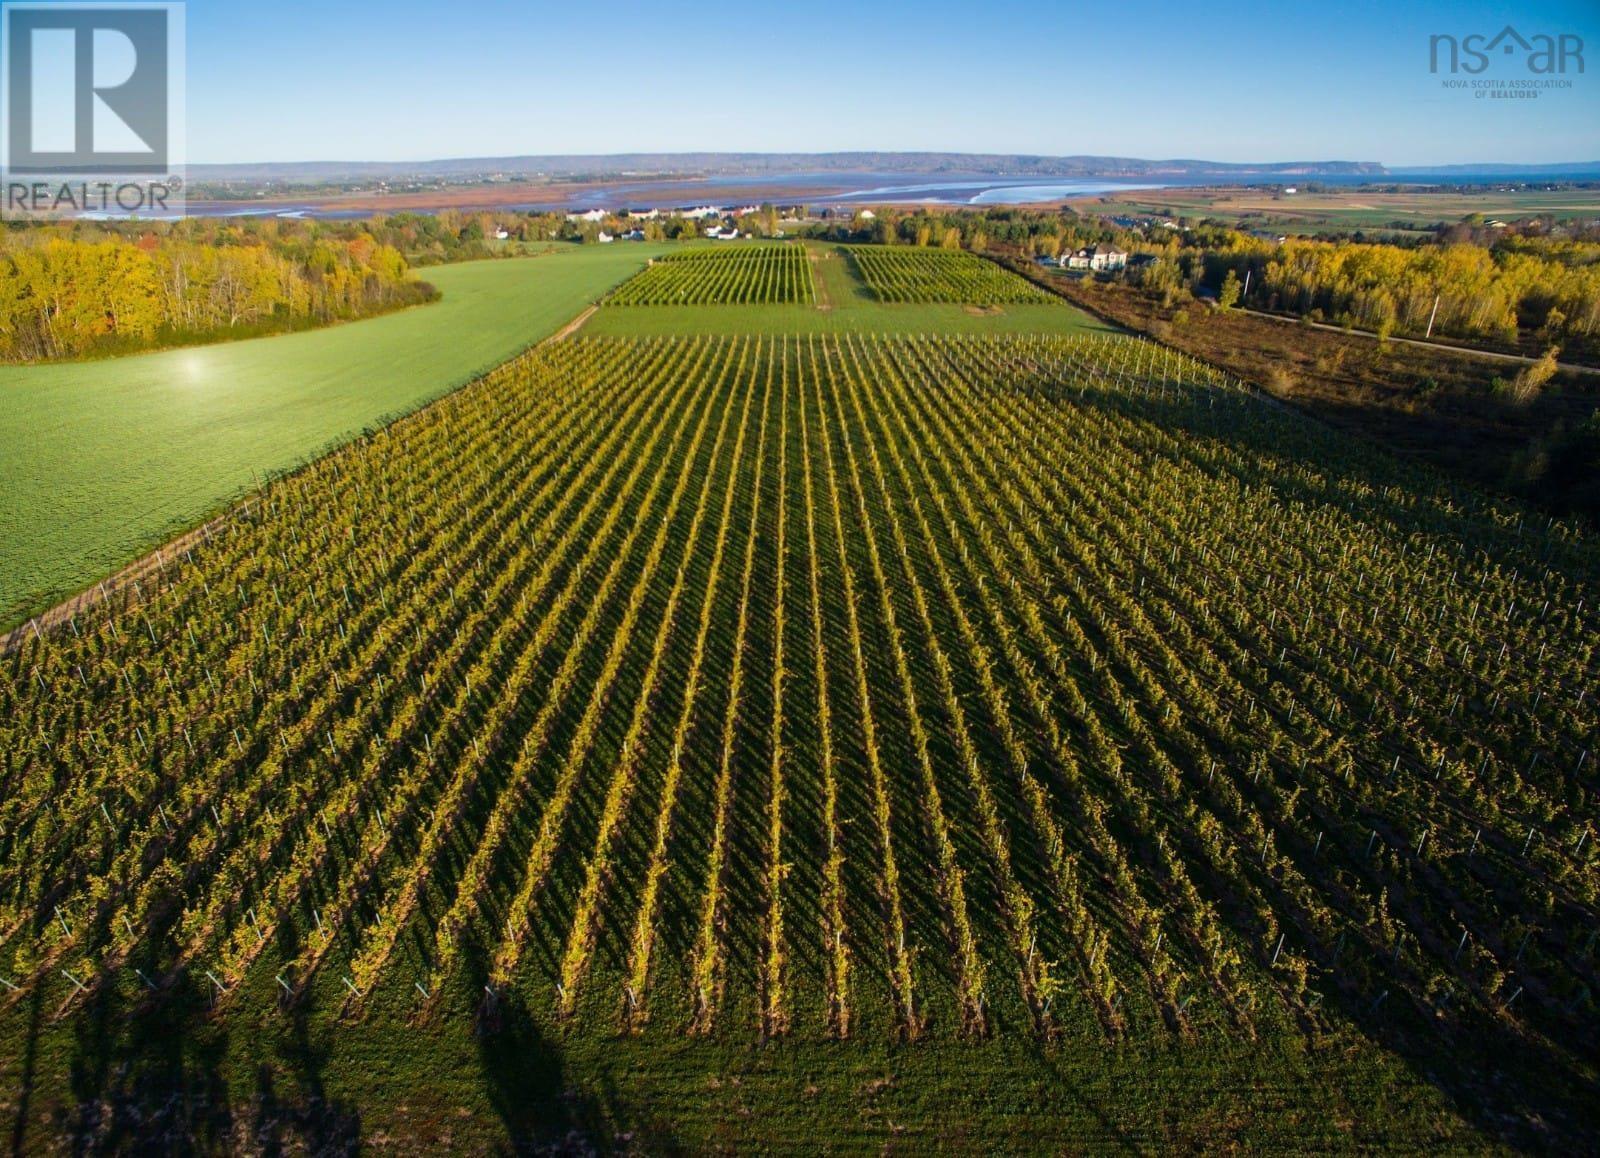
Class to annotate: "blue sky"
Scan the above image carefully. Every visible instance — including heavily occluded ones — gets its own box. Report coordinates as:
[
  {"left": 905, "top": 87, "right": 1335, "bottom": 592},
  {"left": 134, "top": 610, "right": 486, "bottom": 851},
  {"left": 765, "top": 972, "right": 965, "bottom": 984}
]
[{"left": 180, "top": 0, "right": 1599, "bottom": 165}]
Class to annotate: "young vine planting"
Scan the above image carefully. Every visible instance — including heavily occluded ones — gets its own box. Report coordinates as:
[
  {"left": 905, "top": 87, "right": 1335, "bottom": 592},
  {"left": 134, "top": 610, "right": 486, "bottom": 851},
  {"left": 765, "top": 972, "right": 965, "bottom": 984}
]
[
  {"left": 607, "top": 245, "right": 816, "bottom": 306},
  {"left": 845, "top": 247, "right": 1054, "bottom": 305}
]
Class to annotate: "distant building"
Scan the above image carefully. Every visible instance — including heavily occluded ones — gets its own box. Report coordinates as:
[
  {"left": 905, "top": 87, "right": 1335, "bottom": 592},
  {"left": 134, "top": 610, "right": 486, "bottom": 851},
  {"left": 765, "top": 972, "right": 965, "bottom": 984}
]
[
  {"left": 678, "top": 206, "right": 722, "bottom": 219},
  {"left": 707, "top": 226, "right": 741, "bottom": 240},
  {"left": 1127, "top": 253, "right": 1160, "bottom": 270},
  {"left": 596, "top": 231, "right": 614, "bottom": 243},
  {"left": 626, "top": 208, "right": 660, "bottom": 220},
  {"left": 567, "top": 208, "right": 608, "bottom": 223},
  {"left": 1066, "top": 244, "right": 1128, "bottom": 272},
  {"left": 493, "top": 228, "right": 510, "bottom": 240},
  {"left": 621, "top": 228, "right": 646, "bottom": 241},
  {"left": 1035, "top": 254, "right": 1060, "bottom": 268},
  {"left": 1282, "top": 186, "right": 1298, "bottom": 195},
  {"left": 857, "top": 209, "right": 877, "bottom": 221}
]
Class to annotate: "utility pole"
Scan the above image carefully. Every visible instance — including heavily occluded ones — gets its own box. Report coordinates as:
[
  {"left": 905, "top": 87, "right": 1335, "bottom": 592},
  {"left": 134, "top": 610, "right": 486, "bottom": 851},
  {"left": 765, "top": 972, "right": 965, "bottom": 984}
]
[{"left": 1425, "top": 293, "right": 1441, "bottom": 339}]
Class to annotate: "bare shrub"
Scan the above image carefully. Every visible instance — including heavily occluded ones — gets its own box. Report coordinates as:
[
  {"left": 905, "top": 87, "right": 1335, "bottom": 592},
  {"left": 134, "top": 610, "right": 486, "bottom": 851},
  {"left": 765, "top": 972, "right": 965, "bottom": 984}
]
[{"left": 1266, "top": 365, "right": 1298, "bottom": 396}]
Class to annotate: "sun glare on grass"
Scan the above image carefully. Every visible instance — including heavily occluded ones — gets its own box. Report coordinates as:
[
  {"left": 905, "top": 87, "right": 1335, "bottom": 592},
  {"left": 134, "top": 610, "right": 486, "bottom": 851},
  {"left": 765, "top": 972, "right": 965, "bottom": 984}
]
[{"left": 177, "top": 350, "right": 211, "bottom": 387}]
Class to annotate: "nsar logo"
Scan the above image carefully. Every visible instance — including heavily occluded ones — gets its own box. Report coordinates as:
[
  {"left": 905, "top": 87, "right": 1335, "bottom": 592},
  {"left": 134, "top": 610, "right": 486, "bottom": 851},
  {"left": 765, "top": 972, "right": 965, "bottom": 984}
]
[{"left": 1430, "top": 25, "right": 1584, "bottom": 75}]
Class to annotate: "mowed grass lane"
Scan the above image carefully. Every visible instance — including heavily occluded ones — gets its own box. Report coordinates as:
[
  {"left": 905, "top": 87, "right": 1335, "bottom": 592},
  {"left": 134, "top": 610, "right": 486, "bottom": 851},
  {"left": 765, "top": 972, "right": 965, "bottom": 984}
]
[{"left": 0, "top": 245, "right": 672, "bottom": 626}]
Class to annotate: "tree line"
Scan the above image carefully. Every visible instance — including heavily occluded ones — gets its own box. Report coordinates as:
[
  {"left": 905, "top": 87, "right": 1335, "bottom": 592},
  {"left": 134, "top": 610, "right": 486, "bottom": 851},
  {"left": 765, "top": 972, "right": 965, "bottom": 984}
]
[
  {"left": 1216, "top": 235, "right": 1600, "bottom": 345},
  {"left": 0, "top": 220, "right": 432, "bottom": 362}
]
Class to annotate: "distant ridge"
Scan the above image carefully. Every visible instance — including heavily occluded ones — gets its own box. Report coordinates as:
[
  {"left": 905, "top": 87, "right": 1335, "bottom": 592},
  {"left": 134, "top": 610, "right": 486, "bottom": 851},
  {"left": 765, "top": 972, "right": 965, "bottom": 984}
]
[
  {"left": 188, "top": 152, "right": 1388, "bottom": 183},
  {"left": 1390, "top": 161, "right": 1600, "bottom": 176}
]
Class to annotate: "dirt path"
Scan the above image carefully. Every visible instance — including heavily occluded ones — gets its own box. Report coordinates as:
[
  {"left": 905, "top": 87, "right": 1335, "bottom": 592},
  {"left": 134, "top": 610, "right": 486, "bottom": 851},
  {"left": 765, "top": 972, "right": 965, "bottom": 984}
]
[{"left": 547, "top": 304, "right": 598, "bottom": 342}]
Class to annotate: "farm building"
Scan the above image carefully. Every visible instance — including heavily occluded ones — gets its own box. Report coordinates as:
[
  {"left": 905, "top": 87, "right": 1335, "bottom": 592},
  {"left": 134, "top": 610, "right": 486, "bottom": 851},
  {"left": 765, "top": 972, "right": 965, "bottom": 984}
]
[
  {"left": 566, "top": 208, "right": 608, "bottom": 223},
  {"left": 1065, "top": 244, "right": 1128, "bottom": 272}
]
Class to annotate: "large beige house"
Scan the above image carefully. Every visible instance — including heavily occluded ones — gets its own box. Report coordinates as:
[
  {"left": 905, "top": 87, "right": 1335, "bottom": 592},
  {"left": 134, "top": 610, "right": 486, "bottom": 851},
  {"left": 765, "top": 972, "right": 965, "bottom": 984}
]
[{"left": 1065, "top": 243, "right": 1129, "bottom": 272}]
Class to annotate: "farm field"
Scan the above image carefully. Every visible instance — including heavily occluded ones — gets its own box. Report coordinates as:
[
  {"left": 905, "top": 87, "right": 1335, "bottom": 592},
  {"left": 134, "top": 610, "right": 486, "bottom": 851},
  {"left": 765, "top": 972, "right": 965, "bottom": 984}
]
[
  {"left": 0, "top": 245, "right": 672, "bottom": 629},
  {"left": 581, "top": 243, "right": 1111, "bottom": 338},
  {"left": 2, "top": 306, "right": 1597, "bottom": 1149},
  {"left": 607, "top": 244, "right": 816, "bottom": 305},
  {"left": 847, "top": 246, "right": 1056, "bottom": 304},
  {"left": 1070, "top": 186, "right": 1600, "bottom": 235}
]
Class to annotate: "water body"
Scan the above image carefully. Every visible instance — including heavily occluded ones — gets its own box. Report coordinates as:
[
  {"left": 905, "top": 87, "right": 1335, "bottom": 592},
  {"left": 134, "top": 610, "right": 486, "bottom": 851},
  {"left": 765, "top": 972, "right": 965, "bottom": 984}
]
[
  {"left": 821, "top": 178, "right": 1164, "bottom": 204},
  {"left": 185, "top": 169, "right": 1600, "bottom": 220}
]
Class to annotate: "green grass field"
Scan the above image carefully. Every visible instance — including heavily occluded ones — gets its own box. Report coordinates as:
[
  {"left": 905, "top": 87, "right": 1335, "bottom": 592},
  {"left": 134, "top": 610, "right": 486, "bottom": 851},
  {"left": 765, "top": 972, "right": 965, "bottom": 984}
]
[
  {"left": 0, "top": 245, "right": 671, "bottom": 628},
  {"left": 2, "top": 244, "right": 1594, "bottom": 1152}
]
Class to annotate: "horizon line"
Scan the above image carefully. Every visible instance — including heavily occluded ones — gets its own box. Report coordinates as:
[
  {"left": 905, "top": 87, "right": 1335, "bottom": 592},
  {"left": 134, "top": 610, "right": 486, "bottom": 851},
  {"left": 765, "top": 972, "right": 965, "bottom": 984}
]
[{"left": 179, "top": 151, "right": 1600, "bottom": 172}]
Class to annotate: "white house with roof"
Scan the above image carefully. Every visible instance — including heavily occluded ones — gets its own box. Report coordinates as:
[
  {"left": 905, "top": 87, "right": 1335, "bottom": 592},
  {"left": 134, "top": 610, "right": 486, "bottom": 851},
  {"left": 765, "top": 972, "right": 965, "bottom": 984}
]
[
  {"left": 566, "top": 208, "right": 608, "bottom": 223},
  {"left": 1065, "top": 243, "right": 1128, "bottom": 272}
]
